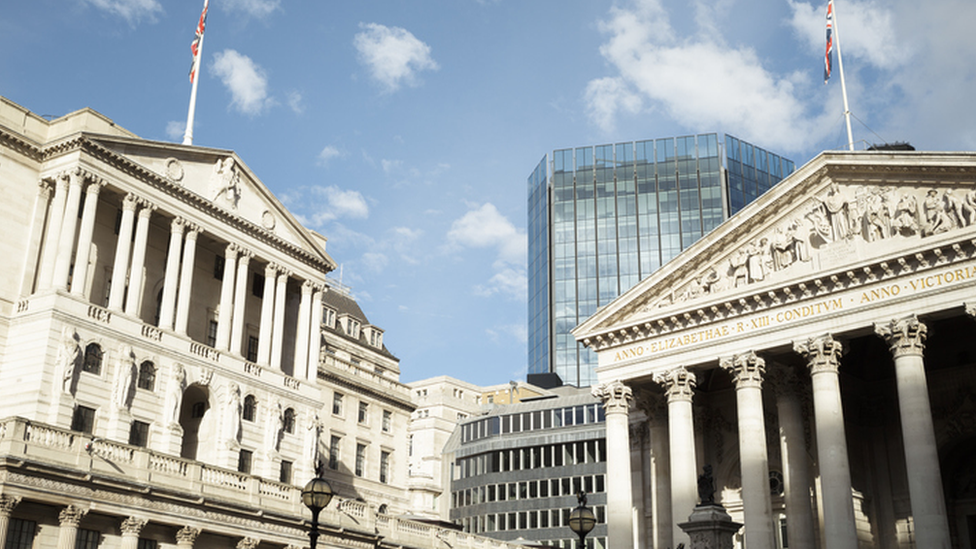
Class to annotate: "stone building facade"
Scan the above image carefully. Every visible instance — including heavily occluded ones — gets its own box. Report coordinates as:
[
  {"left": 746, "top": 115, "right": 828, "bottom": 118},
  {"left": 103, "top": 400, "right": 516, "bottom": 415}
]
[{"left": 576, "top": 151, "right": 976, "bottom": 549}]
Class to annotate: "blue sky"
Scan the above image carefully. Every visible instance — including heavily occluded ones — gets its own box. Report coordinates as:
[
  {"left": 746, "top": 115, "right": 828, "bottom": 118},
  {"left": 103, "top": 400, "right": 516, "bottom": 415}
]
[{"left": 2, "top": 0, "right": 974, "bottom": 386}]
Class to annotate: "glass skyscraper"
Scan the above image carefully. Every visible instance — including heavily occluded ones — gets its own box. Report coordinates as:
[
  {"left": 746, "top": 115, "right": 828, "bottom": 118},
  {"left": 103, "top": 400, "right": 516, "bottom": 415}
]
[{"left": 527, "top": 134, "right": 795, "bottom": 387}]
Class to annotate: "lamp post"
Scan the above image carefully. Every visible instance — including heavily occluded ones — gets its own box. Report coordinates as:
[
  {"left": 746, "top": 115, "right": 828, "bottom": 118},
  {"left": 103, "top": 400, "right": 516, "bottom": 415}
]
[
  {"left": 568, "top": 491, "right": 596, "bottom": 549},
  {"left": 302, "top": 477, "right": 334, "bottom": 549}
]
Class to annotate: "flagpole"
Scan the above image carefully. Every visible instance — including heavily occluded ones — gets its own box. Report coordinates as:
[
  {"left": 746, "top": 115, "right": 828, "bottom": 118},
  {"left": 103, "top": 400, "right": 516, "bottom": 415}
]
[
  {"left": 183, "top": 0, "right": 209, "bottom": 146},
  {"left": 831, "top": 0, "right": 855, "bottom": 151}
]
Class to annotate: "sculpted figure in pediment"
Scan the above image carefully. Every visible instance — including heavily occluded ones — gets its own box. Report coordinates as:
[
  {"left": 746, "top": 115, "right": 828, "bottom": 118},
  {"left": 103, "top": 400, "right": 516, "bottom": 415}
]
[
  {"left": 823, "top": 182, "right": 854, "bottom": 241},
  {"left": 862, "top": 190, "right": 893, "bottom": 242},
  {"left": 210, "top": 157, "right": 241, "bottom": 210},
  {"left": 923, "top": 189, "right": 953, "bottom": 236},
  {"left": 964, "top": 190, "right": 976, "bottom": 226},
  {"left": 892, "top": 193, "right": 920, "bottom": 236}
]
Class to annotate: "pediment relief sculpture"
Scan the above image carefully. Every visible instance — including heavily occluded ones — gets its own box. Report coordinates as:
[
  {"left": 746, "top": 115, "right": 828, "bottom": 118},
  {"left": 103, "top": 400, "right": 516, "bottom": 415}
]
[
  {"left": 209, "top": 156, "right": 242, "bottom": 211},
  {"left": 644, "top": 183, "right": 976, "bottom": 312}
]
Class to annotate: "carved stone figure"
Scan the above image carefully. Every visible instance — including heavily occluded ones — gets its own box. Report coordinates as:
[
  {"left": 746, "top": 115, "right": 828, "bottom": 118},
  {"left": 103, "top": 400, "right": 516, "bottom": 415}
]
[
  {"left": 965, "top": 189, "right": 976, "bottom": 226},
  {"left": 945, "top": 189, "right": 972, "bottom": 228},
  {"left": 165, "top": 364, "right": 186, "bottom": 427},
  {"left": 730, "top": 251, "right": 749, "bottom": 288},
  {"left": 923, "top": 189, "right": 952, "bottom": 235},
  {"left": 306, "top": 411, "right": 323, "bottom": 467},
  {"left": 746, "top": 239, "right": 766, "bottom": 283},
  {"left": 862, "top": 191, "right": 891, "bottom": 241},
  {"left": 267, "top": 399, "right": 284, "bottom": 452},
  {"left": 823, "top": 183, "right": 853, "bottom": 241},
  {"left": 113, "top": 344, "right": 136, "bottom": 410},
  {"left": 210, "top": 157, "right": 241, "bottom": 210},
  {"left": 226, "top": 383, "right": 242, "bottom": 443},
  {"left": 58, "top": 327, "right": 81, "bottom": 394},
  {"left": 892, "top": 193, "right": 919, "bottom": 236},
  {"left": 697, "top": 464, "right": 716, "bottom": 505}
]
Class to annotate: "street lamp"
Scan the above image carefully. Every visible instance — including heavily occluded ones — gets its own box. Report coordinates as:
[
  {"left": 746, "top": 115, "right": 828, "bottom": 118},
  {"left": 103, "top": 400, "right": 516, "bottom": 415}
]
[
  {"left": 302, "top": 477, "right": 334, "bottom": 549},
  {"left": 568, "top": 491, "right": 596, "bottom": 549}
]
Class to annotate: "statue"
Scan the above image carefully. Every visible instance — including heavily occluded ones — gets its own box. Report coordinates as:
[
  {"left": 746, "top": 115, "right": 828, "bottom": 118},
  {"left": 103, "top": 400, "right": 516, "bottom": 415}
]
[
  {"left": 823, "top": 183, "right": 853, "bottom": 241},
  {"left": 165, "top": 364, "right": 186, "bottom": 427},
  {"left": 923, "top": 189, "right": 952, "bottom": 235},
  {"left": 112, "top": 344, "right": 136, "bottom": 410},
  {"left": 225, "top": 383, "right": 242, "bottom": 443},
  {"left": 697, "top": 464, "right": 716, "bottom": 506},
  {"left": 266, "top": 399, "right": 284, "bottom": 452},
  {"left": 58, "top": 327, "right": 81, "bottom": 394},
  {"left": 892, "top": 193, "right": 919, "bottom": 236},
  {"left": 210, "top": 157, "right": 241, "bottom": 210}
]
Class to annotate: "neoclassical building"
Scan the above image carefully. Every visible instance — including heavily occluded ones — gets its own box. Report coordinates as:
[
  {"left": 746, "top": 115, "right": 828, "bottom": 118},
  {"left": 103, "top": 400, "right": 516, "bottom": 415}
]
[
  {"left": 0, "top": 96, "right": 503, "bottom": 549},
  {"left": 576, "top": 151, "right": 976, "bottom": 549}
]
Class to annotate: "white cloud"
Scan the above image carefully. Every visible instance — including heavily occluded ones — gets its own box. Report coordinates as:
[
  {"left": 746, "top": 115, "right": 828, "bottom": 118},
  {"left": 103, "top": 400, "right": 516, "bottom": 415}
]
[
  {"left": 353, "top": 23, "right": 439, "bottom": 93},
  {"left": 211, "top": 49, "right": 272, "bottom": 116},
  {"left": 787, "top": 0, "right": 903, "bottom": 71},
  {"left": 316, "top": 186, "right": 370, "bottom": 221},
  {"left": 447, "top": 203, "right": 527, "bottom": 300},
  {"left": 381, "top": 159, "right": 403, "bottom": 174},
  {"left": 584, "top": 77, "right": 643, "bottom": 133},
  {"left": 221, "top": 0, "right": 280, "bottom": 18},
  {"left": 165, "top": 121, "right": 185, "bottom": 141},
  {"left": 85, "top": 0, "right": 162, "bottom": 24},
  {"left": 318, "top": 145, "right": 344, "bottom": 165},
  {"left": 286, "top": 91, "right": 304, "bottom": 114},
  {"left": 361, "top": 252, "right": 389, "bottom": 272}
]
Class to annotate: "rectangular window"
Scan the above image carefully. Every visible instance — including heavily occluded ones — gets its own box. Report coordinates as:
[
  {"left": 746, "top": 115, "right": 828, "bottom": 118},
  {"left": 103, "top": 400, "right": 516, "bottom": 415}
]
[
  {"left": 128, "top": 420, "right": 150, "bottom": 447},
  {"left": 76, "top": 529, "right": 100, "bottom": 549},
  {"left": 332, "top": 393, "right": 344, "bottom": 416},
  {"left": 382, "top": 410, "right": 392, "bottom": 432},
  {"left": 329, "top": 435, "right": 341, "bottom": 470},
  {"left": 280, "top": 460, "right": 293, "bottom": 484},
  {"left": 322, "top": 307, "right": 335, "bottom": 327},
  {"left": 246, "top": 335, "right": 259, "bottom": 362},
  {"left": 213, "top": 255, "right": 225, "bottom": 279},
  {"left": 5, "top": 518, "right": 37, "bottom": 549},
  {"left": 355, "top": 443, "right": 366, "bottom": 477},
  {"left": 237, "top": 449, "right": 253, "bottom": 474},
  {"left": 358, "top": 402, "right": 369, "bottom": 424},
  {"left": 252, "top": 272, "right": 265, "bottom": 297},
  {"left": 137, "top": 540, "right": 158, "bottom": 549},
  {"left": 380, "top": 451, "right": 390, "bottom": 484},
  {"left": 71, "top": 405, "right": 96, "bottom": 434},
  {"left": 207, "top": 320, "right": 218, "bottom": 347}
]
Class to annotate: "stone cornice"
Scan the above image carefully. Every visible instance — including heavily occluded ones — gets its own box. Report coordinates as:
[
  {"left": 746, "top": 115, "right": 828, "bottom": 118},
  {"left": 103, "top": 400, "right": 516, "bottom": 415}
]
[
  {"left": 23, "top": 130, "right": 335, "bottom": 274},
  {"left": 582, "top": 232, "right": 976, "bottom": 353},
  {"left": 317, "top": 368, "right": 414, "bottom": 412}
]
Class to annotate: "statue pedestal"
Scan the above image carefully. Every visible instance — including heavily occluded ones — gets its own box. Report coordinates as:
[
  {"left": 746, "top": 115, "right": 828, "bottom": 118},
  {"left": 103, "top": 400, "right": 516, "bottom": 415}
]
[{"left": 677, "top": 504, "right": 742, "bottom": 549}]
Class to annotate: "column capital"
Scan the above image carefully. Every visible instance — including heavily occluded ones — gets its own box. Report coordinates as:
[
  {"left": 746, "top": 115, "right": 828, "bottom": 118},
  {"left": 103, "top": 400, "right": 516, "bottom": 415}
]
[
  {"left": 85, "top": 179, "right": 106, "bottom": 195},
  {"left": 265, "top": 262, "right": 280, "bottom": 277},
  {"left": 185, "top": 223, "right": 202, "bottom": 239},
  {"left": 59, "top": 505, "right": 87, "bottom": 526},
  {"left": 225, "top": 242, "right": 240, "bottom": 259},
  {"left": 0, "top": 495, "right": 21, "bottom": 516},
  {"left": 592, "top": 380, "right": 633, "bottom": 413},
  {"left": 122, "top": 193, "right": 139, "bottom": 212},
  {"left": 301, "top": 279, "right": 315, "bottom": 294},
  {"left": 137, "top": 200, "right": 156, "bottom": 217},
  {"left": 278, "top": 269, "right": 294, "bottom": 280},
  {"left": 875, "top": 315, "right": 927, "bottom": 358},
  {"left": 654, "top": 366, "right": 697, "bottom": 403},
  {"left": 171, "top": 217, "right": 187, "bottom": 235},
  {"left": 237, "top": 537, "right": 260, "bottom": 549},
  {"left": 793, "top": 334, "right": 844, "bottom": 375},
  {"left": 176, "top": 526, "right": 202, "bottom": 544},
  {"left": 54, "top": 172, "right": 71, "bottom": 191},
  {"left": 720, "top": 351, "right": 765, "bottom": 390},
  {"left": 237, "top": 248, "right": 254, "bottom": 264},
  {"left": 120, "top": 517, "right": 147, "bottom": 535}
]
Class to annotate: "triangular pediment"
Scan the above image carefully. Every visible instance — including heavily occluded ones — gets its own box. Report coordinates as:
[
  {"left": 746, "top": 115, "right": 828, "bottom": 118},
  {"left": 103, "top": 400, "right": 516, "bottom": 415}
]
[
  {"left": 574, "top": 151, "right": 976, "bottom": 344},
  {"left": 87, "top": 134, "right": 336, "bottom": 271}
]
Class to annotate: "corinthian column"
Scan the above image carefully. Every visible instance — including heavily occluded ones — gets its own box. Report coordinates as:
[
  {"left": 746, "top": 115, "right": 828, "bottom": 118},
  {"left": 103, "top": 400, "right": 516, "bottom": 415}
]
[
  {"left": 70, "top": 179, "right": 104, "bottom": 297},
  {"left": 108, "top": 194, "right": 139, "bottom": 311},
  {"left": 216, "top": 243, "right": 239, "bottom": 350},
  {"left": 0, "top": 495, "right": 22, "bottom": 544},
  {"left": 57, "top": 505, "right": 87, "bottom": 549},
  {"left": 270, "top": 269, "right": 290, "bottom": 371},
  {"left": 158, "top": 218, "right": 186, "bottom": 330},
  {"left": 230, "top": 249, "right": 253, "bottom": 355},
  {"left": 37, "top": 175, "right": 68, "bottom": 291},
  {"left": 875, "top": 315, "right": 950, "bottom": 549},
  {"left": 637, "top": 392, "right": 671, "bottom": 549},
  {"left": 767, "top": 365, "right": 816, "bottom": 549},
  {"left": 52, "top": 170, "right": 85, "bottom": 290},
  {"left": 592, "top": 380, "right": 634, "bottom": 549},
  {"left": 175, "top": 225, "right": 201, "bottom": 334},
  {"left": 294, "top": 280, "right": 314, "bottom": 379},
  {"left": 793, "top": 335, "right": 857, "bottom": 549},
  {"left": 119, "top": 517, "right": 147, "bottom": 549},
  {"left": 720, "top": 352, "right": 774, "bottom": 549},
  {"left": 125, "top": 200, "right": 155, "bottom": 317},
  {"left": 654, "top": 366, "right": 697, "bottom": 548},
  {"left": 308, "top": 284, "right": 325, "bottom": 379},
  {"left": 176, "top": 526, "right": 201, "bottom": 549},
  {"left": 257, "top": 263, "right": 277, "bottom": 365}
]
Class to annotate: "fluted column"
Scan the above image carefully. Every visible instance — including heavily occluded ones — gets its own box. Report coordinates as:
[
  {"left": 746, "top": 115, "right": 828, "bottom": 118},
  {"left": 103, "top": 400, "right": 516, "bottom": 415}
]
[
  {"left": 230, "top": 249, "right": 253, "bottom": 355},
  {"left": 270, "top": 269, "right": 290, "bottom": 370},
  {"left": 125, "top": 200, "right": 155, "bottom": 317},
  {"left": 768, "top": 365, "right": 816, "bottom": 549},
  {"left": 108, "top": 193, "right": 139, "bottom": 311},
  {"left": 654, "top": 366, "right": 697, "bottom": 548},
  {"left": 257, "top": 263, "right": 278, "bottom": 365},
  {"left": 52, "top": 170, "right": 86, "bottom": 290},
  {"left": 216, "top": 244, "right": 239, "bottom": 350},
  {"left": 159, "top": 218, "right": 186, "bottom": 330},
  {"left": 70, "top": 179, "right": 104, "bottom": 297},
  {"left": 176, "top": 526, "right": 201, "bottom": 549},
  {"left": 875, "top": 315, "right": 950, "bottom": 548},
  {"left": 308, "top": 284, "right": 325, "bottom": 379},
  {"left": 38, "top": 174, "right": 70, "bottom": 290},
  {"left": 794, "top": 335, "right": 857, "bottom": 549},
  {"left": 0, "top": 495, "right": 22, "bottom": 544},
  {"left": 175, "top": 225, "right": 200, "bottom": 334},
  {"left": 295, "top": 280, "right": 313, "bottom": 379},
  {"left": 120, "top": 517, "right": 147, "bottom": 549},
  {"left": 645, "top": 396, "right": 672, "bottom": 549},
  {"left": 592, "top": 381, "right": 634, "bottom": 549},
  {"left": 720, "top": 351, "right": 775, "bottom": 549},
  {"left": 57, "top": 505, "right": 87, "bottom": 549}
]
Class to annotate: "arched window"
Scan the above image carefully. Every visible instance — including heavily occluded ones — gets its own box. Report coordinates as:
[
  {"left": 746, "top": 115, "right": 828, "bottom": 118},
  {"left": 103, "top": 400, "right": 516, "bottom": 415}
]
[
  {"left": 283, "top": 408, "right": 296, "bottom": 434},
  {"left": 243, "top": 395, "right": 257, "bottom": 422},
  {"left": 137, "top": 361, "right": 156, "bottom": 391},
  {"left": 82, "top": 343, "right": 103, "bottom": 374}
]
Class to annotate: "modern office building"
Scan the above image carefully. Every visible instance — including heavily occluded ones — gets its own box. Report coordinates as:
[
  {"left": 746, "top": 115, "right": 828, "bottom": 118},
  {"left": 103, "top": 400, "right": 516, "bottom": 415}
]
[
  {"left": 528, "top": 134, "right": 795, "bottom": 386},
  {"left": 575, "top": 150, "right": 976, "bottom": 549},
  {"left": 445, "top": 389, "right": 608, "bottom": 549}
]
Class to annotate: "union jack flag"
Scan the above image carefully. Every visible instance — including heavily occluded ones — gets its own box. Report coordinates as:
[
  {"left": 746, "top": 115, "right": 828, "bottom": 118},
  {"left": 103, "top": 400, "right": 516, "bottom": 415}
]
[
  {"left": 189, "top": 2, "right": 208, "bottom": 83},
  {"left": 824, "top": 0, "right": 834, "bottom": 84}
]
